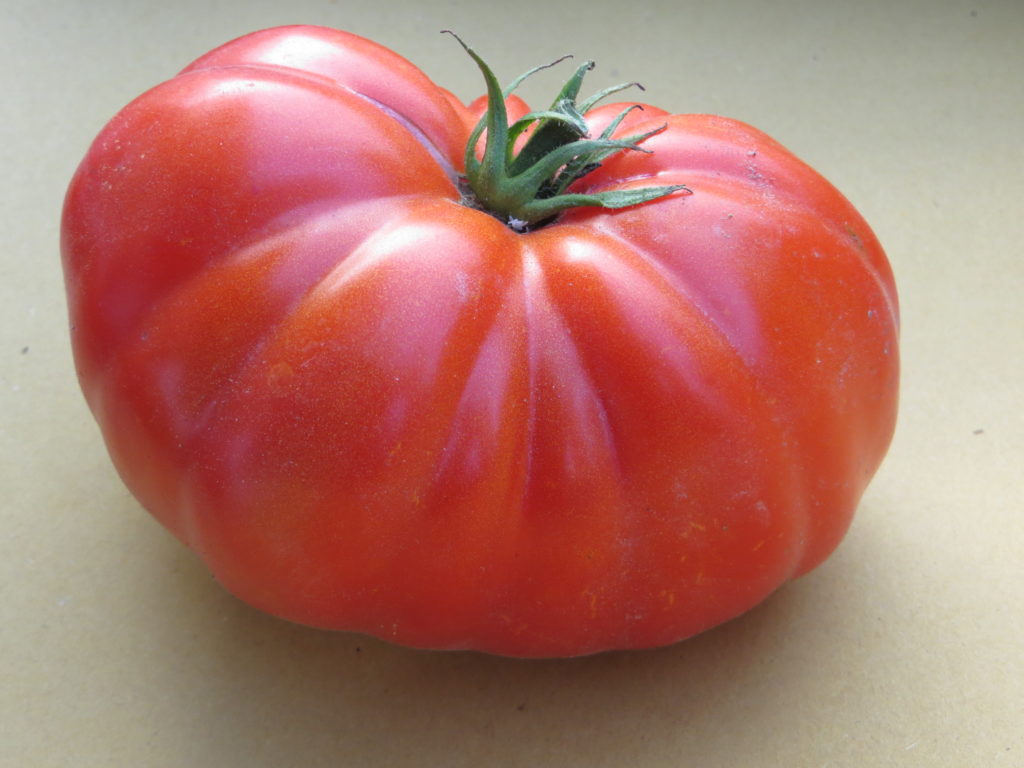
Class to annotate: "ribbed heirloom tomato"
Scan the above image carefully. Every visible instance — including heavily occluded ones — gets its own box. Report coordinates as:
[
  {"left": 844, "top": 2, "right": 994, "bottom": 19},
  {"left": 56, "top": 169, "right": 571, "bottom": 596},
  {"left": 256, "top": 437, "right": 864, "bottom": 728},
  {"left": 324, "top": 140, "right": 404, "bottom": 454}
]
[{"left": 61, "top": 25, "right": 898, "bottom": 657}]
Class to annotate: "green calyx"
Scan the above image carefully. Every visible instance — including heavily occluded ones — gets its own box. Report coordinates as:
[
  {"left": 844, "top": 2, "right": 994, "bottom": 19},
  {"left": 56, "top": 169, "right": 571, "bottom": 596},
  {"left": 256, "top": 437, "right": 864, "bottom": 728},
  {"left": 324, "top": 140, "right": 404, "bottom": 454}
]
[{"left": 444, "top": 31, "right": 687, "bottom": 232}]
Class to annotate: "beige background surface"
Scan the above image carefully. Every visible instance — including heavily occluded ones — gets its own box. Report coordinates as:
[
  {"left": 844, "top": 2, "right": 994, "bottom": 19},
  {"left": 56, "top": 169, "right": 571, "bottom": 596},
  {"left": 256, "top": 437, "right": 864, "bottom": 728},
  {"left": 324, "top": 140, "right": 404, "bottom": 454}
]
[{"left": 2, "top": 0, "right": 1022, "bottom": 765}]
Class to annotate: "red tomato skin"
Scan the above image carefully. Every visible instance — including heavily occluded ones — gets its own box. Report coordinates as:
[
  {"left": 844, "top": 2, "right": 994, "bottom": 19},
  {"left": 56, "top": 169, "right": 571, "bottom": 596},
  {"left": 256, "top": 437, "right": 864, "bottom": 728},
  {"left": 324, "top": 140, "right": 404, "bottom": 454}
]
[{"left": 61, "top": 26, "right": 898, "bottom": 657}]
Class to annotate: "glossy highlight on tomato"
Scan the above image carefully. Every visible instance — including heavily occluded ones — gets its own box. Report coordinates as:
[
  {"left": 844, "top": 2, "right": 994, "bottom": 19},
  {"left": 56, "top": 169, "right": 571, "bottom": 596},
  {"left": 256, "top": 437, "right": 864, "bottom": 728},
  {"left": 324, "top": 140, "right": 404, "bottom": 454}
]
[{"left": 61, "top": 25, "right": 898, "bottom": 657}]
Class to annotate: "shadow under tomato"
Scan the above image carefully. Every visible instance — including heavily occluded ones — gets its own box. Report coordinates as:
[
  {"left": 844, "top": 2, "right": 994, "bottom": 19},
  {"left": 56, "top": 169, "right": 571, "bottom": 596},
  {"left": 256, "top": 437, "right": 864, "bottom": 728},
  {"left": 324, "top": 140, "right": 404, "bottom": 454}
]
[{"left": 135, "top": 500, "right": 895, "bottom": 768}]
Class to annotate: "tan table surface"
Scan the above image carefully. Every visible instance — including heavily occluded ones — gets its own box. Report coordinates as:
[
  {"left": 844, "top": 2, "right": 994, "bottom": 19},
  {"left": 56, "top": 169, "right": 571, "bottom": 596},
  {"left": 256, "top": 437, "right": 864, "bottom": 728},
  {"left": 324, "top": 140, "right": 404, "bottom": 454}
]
[{"left": 3, "top": 1, "right": 1021, "bottom": 766}]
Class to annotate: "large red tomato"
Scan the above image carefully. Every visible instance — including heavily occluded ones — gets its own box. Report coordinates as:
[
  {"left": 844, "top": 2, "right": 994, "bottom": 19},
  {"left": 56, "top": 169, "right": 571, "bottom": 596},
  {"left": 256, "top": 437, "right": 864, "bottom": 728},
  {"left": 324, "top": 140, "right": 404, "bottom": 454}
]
[{"left": 61, "top": 25, "right": 898, "bottom": 657}]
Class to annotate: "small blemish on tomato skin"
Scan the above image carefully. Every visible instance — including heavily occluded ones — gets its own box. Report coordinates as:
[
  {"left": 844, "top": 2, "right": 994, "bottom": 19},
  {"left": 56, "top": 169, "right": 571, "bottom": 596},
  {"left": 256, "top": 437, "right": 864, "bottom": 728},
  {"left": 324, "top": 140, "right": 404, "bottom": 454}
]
[{"left": 266, "top": 361, "right": 294, "bottom": 395}]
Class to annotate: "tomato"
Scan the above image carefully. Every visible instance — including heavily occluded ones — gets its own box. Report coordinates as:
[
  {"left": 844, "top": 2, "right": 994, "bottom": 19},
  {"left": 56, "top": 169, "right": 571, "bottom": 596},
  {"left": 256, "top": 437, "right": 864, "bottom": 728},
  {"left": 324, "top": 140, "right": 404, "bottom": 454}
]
[{"left": 61, "top": 25, "right": 898, "bottom": 657}]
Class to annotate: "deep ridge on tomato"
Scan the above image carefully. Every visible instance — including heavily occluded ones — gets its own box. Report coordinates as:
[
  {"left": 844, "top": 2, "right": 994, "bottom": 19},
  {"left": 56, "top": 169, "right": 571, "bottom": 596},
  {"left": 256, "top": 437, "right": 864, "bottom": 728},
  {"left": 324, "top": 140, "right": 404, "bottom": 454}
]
[{"left": 61, "top": 25, "right": 898, "bottom": 657}]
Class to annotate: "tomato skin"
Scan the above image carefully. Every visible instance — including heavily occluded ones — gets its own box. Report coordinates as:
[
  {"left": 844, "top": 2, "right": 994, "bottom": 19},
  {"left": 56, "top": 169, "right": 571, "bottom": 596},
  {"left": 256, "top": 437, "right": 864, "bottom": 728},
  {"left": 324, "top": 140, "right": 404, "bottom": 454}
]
[{"left": 61, "top": 25, "right": 898, "bottom": 657}]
